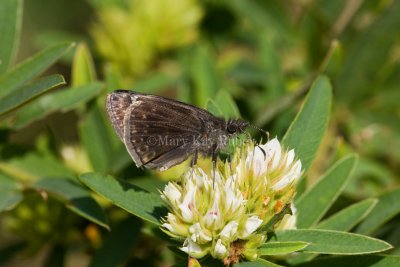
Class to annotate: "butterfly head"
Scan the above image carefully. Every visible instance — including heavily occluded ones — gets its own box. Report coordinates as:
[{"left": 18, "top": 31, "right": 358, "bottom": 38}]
[{"left": 226, "top": 119, "right": 249, "bottom": 136}]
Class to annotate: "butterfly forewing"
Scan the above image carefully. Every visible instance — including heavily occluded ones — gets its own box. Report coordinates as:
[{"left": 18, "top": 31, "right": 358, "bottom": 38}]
[{"left": 106, "top": 90, "right": 222, "bottom": 171}]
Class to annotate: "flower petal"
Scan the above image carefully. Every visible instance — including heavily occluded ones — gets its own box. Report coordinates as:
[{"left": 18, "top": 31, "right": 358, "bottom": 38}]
[
  {"left": 219, "top": 221, "right": 238, "bottom": 241},
  {"left": 213, "top": 239, "right": 228, "bottom": 259},
  {"left": 162, "top": 183, "right": 181, "bottom": 204},
  {"left": 178, "top": 183, "right": 196, "bottom": 222},
  {"left": 204, "top": 197, "right": 221, "bottom": 227},
  {"left": 286, "top": 149, "right": 295, "bottom": 167},
  {"left": 189, "top": 223, "right": 212, "bottom": 243},
  {"left": 180, "top": 238, "right": 208, "bottom": 258},
  {"left": 240, "top": 216, "right": 263, "bottom": 238}
]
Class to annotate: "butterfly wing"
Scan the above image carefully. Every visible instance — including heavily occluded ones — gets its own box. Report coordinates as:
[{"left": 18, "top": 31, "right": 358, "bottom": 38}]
[
  {"left": 106, "top": 90, "right": 220, "bottom": 171},
  {"left": 106, "top": 90, "right": 133, "bottom": 141}
]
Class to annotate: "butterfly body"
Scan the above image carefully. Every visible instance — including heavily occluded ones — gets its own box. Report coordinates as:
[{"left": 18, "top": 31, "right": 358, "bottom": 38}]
[{"left": 106, "top": 90, "right": 248, "bottom": 171}]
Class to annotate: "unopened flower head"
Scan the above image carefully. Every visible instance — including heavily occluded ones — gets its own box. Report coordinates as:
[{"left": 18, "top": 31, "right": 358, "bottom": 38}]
[{"left": 160, "top": 138, "right": 302, "bottom": 265}]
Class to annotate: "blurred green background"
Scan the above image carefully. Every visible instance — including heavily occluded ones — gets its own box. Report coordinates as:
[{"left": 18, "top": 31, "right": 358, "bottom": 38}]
[{"left": 1, "top": 0, "right": 399, "bottom": 266}]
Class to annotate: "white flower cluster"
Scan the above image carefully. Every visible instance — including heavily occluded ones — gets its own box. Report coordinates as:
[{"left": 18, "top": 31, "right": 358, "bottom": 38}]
[{"left": 161, "top": 138, "right": 302, "bottom": 264}]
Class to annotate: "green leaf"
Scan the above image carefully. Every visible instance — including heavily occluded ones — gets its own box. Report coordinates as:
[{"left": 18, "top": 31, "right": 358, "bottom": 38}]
[
  {"left": 258, "top": 34, "right": 284, "bottom": 98},
  {"left": 356, "top": 188, "right": 400, "bottom": 235},
  {"left": 295, "top": 155, "right": 357, "bottom": 228},
  {"left": 295, "top": 255, "right": 400, "bottom": 267},
  {"left": 0, "top": 75, "right": 65, "bottom": 114},
  {"left": 0, "top": 174, "right": 22, "bottom": 212},
  {"left": 79, "top": 172, "right": 167, "bottom": 225},
  {"left": 289, "top": 198, "right": 377, "bottom": 264},
  {"left": 215, "top": 90, "right": 240, "bottom": 119},
  {"left": 235, "top": 259, "right": 284, "bottom": 267},
  {"left": 229, "top": 0, "right": 288, "bottom": 33},
  {"left": 79, "top": 104, "right": 114, "bottom": 173},
  {"left": 271, "top": 229, "right": 392, "bottom": 254},
  {"left": 104, "top": 64, "right": 123, "bottom": 92},
  {"left": 129, "top": 177, "right": 167, "bottom": 194},
  {"left": 35, "top": 178, "right": 109, "bottom": 229},
  {"left": 71, "top": 43, "right": 96, "bottom": 86},
  {"left": 89, "top": 217, "right": 142, "bottom": 267},
  {"left": 191, "top": 45, "right": 218, "bottom": 106},
  {"left": 12, "top": 82, "right": 103, "bottom": 129},
  {"left": 347, "top": 158, "right": 394, "bottom": 198},
  {"left": 282, "top": 75, "right": 332, "bottom": 172},
  {"left": 0, "top": 152, "right": 75, "bottom": 182},
  {"left": 335, "top": 2, "right": 400, "bottom": 102},
  {"left": 205, "top": 91, "right": 240, "bottom": 119},
  {"left": 317, "top": 198, "right": 378, "bottom": 230},
  {"left": 133, "top": 72, "right": 177, "bottom": 94},
  {"left": 0, "top": 42, "right": 74, "bottom": 98},
  {"left": 0, "top": 0, "right": 22, "bottom": 74},
  {"left": 259, "top": 241, "right": 309, "bottom": 255},
  {"left": 206, "top": 98, "right": 223, "bottom": 117}
]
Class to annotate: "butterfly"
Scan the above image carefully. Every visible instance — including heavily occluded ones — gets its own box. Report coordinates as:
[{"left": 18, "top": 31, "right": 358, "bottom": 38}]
[{"left": 106, "top": 90, "right": 250, "bottom": 171}]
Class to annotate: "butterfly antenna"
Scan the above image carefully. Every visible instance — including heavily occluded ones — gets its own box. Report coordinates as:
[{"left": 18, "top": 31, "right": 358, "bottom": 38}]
[{"left": 249, "top": 124, "right": 270, "bottom": 141}]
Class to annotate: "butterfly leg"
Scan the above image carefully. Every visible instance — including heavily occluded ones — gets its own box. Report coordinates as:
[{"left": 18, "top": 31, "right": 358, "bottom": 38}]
[
  {"left": 227, "top": 152, "right": 233, "bottom": 178},
  {"left": 256, "top": 145, "right": 267, "bottom": 160},
  {"left": 189, "top": 150, "right": 198, "bottom": 178},
  {"left": 191, "top": 150, "right": 198, "bottom": 167},
  {"left": 211, "top": 145, "right": 218, "bottom": 189}
]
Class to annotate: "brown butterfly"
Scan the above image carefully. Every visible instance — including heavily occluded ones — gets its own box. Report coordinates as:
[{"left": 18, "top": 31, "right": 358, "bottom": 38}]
[{"left": 106, "top": 90, "right": 249, "bottom": 171}]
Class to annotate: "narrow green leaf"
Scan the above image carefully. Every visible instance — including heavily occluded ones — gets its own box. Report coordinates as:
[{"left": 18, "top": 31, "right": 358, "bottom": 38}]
[
  {"left": 356, "top": 188, "right": 400, "bottom": 235},
  {"left": 229, "top": 0, "right": 286, "bottom": 32},
  {"left": 271, "top": 229, "right": 392, "bottom": 254},
  {"left": 259, "top": 241, "right": 309, "bottom": 255},
  {"left": 282, "top": 75, "right": 332, "bottom": 172},
  {"left": 235, "top": 259, "right": 284, "bottom": 267},
  {"left": 89, "top": 217, "right": 142, "bottom": 267},
  {"left": 191, "top": 45, "right": 218, "bottom": 106},
  {"left": 295, "top": 155, "right": 357, "bottom": 228},
  {"left": 79, "top": 104, "right": 114, "bottom": 173},
  {"left": 79, "top": 172, "right": 167, "bottom": 225},
  {"left": 227, "top": 61, "right": 266, "bottom": 86},
  {"left": 133, "top": 72, "right": 177, "bottom": 94},
  {"left": 12, "top": 82, "right": 103, "bottom": 129},
  {"left": 289, "top": 198, "right": 378, "bottom": 264},
  {"left": 0, "top": 152, "right": 75, "bottom": 181},
  {"left": 71, "top": 43, "right": 96, "bottom": 86},
  {"left": 0, "top": 0, "right": 22, "bottom": 74},
  {"left": 35, "top": 178, "right": 109, "bottom": 229},
  {"left": 215, "top": 90, "right": 240, "bottom": 119},
  {"left": 295, "top": 255, "right": 400, "bottom": 267},
  {"left": 0, "top": 42, "right": 74, "bottom": 98},
  {"left": 259, "top": 34, "right": 284, "bottom": 98},
  {"left": 317, "top": 198, "right": 378, "bottom": 230},
  {"left": 206, "top": 98, "right": 223, "bottom": 117},
  {"left": 0, "top": 174, "right": 22, "bottom": 212},
  {"left": 0, "top": 75, "right": 65, "bottom": 114},
  {"left": 104, "top": 63, "right": 126, "bottom": 93}
]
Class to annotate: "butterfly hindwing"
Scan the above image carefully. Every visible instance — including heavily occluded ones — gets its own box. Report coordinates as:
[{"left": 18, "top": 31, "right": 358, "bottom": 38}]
[{"left": 105, "top": 90, "right": 136, "bottom": 141}]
